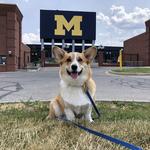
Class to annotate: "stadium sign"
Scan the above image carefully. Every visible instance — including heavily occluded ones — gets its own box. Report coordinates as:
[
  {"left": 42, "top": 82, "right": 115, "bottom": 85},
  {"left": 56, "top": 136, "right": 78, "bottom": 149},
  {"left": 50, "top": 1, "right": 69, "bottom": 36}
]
[{"left": 40, "top": 10, "right": 96, "bottom": 43}]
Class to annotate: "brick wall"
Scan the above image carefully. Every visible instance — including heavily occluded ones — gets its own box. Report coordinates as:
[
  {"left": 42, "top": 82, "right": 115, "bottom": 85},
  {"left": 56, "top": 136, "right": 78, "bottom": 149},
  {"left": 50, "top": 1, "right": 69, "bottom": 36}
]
[
  {"left": 123, "top": 20, "right": 150, "bottom": 66},
  {"left": 21, "top": 43, "right": 31, "bottom": 68},
  {"left": 0, "top": 4, "right": 22, "bottom": 71}
]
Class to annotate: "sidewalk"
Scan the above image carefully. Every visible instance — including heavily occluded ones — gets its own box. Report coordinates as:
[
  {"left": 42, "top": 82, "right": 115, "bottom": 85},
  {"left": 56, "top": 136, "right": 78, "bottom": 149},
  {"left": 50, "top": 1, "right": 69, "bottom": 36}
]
[{"left": 0, "top": 67, "right": 150, "bottom": 103}]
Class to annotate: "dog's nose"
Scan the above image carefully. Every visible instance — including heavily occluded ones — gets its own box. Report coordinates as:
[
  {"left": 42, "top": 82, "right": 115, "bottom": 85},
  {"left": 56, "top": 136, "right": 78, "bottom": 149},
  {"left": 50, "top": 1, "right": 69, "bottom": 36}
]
[{"left": 71, "top": 64, "right": 77, "bottom": 71}]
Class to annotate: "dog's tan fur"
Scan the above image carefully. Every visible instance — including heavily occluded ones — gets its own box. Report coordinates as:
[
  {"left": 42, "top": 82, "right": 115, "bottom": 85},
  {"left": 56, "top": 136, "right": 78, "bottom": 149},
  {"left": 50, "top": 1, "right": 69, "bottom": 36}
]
[{"left": 48, "top": 46, "right": 97, "bottom": 122}]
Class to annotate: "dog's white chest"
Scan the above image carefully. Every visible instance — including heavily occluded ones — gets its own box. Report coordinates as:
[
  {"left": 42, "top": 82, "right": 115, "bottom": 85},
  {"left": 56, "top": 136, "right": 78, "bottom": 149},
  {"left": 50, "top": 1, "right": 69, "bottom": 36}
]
[{"left": 60, "top": 81, "right": 90, "bottom": 106}]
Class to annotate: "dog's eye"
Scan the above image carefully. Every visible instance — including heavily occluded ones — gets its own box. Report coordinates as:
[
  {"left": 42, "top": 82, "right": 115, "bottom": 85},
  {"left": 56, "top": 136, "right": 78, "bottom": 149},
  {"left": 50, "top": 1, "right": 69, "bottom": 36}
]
[
  {"left": 66, "top": 58, "right": 71, "bottom": 62},
  {"left": 78, "top": 57, "right": 83, "bottom": 62}
]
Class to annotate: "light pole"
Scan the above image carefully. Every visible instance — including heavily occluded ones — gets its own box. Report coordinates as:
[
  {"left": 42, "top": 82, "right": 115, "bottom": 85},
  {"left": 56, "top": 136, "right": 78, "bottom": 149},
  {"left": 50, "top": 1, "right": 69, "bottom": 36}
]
[{"left": 97, "top": 45, "right": 104, "bottom": 66}]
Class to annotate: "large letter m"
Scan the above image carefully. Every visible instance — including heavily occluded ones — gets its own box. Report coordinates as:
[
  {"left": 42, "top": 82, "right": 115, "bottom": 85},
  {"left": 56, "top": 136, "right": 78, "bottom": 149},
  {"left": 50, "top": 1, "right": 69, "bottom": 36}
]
[{"left": 54, "top": 15, "right": 82, "bottom": 36}]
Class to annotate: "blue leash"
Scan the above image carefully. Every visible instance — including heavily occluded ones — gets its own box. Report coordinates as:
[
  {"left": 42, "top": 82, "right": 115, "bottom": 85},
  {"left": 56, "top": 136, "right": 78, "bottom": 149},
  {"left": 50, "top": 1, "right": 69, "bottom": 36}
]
[
  {"left": 84, "top": 90, "right": 142, "bottom": 150},
  {"left": 61, "top": 90, "right": 143, "bottom": 150},
  {"left": 65, "top": 119, "right": 142, "bottom": 150},
  {"left": 85, "top": 90, "right": 101, "bottom": 118}
]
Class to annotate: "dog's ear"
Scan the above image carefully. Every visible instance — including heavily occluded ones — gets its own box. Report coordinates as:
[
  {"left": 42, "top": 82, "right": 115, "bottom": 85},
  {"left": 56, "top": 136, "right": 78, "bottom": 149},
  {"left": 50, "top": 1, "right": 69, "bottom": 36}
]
[
  {"left": 83, "top": 46, "right": 97, "bottom": 63},
  {"left": 52, "top": 46, "right": 66, "bottom": 63}
]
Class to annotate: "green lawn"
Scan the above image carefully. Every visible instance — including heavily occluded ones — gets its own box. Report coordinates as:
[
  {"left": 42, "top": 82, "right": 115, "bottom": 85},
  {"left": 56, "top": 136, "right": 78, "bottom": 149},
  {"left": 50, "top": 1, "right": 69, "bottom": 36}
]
[
  {"left": 0, "top": 101, "right": 150, "bottom": 150},
  {"left": 112, "top": 67, "right": 150, "bottom": 74}
]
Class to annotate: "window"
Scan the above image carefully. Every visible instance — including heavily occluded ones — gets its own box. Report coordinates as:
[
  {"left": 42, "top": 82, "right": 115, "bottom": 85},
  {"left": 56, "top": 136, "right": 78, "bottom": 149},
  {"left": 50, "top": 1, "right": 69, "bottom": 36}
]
[
  {"left": 27, "top": 56, "right": 30, "bottom": 63},
  {"left": 0, "top": 56, "right": 6, "bottom": 65}
]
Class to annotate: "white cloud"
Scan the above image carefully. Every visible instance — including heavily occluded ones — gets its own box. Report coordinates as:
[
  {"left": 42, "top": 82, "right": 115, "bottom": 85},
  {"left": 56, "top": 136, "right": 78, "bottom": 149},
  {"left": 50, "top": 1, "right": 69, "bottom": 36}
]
[
  {"left": 111, "top": 5, "right": 150, "bottom": 29},
  {"left": 22, "top": 33, "right": 40, "bottom": 44},
  {"left": 23, "top": 0, "right": 29, "bottom": 2},
  {"left": 97, "top": 32, "right": 124, "bottom": 46},
  {"left": 97, "top": 5, "right": 150, "bottom": 30},
  {"left": 97, "top": 27, "right": 145, "bottom": 46},
  {"left": 96, "top": 12, "right": 111, "bottom": 25}
]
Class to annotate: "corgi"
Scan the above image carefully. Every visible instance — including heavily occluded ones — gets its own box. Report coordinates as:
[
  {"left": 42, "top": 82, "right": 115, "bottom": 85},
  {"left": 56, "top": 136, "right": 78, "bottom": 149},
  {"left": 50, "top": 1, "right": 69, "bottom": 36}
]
[{"left": 48, "top": 46, "right": 97, "bottom": 122}]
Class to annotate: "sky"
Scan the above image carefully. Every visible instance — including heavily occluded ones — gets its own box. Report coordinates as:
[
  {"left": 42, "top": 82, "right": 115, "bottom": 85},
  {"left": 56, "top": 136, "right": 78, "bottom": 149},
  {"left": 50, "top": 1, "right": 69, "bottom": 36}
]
[{"left": 1, "top": 0, "right": 150, "bottom": 46}]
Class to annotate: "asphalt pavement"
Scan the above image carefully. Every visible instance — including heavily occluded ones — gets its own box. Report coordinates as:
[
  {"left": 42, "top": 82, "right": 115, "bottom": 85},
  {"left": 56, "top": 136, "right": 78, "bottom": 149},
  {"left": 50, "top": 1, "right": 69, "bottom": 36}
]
[{"left": 0, "top": 67, "right": 150, "bottom": 103}]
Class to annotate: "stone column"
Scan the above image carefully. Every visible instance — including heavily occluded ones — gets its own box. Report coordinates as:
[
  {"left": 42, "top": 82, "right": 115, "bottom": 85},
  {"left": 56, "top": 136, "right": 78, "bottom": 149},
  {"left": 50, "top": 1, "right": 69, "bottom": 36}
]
[{"left": 98, "top": 51, "right": 104, "bottom": 66}]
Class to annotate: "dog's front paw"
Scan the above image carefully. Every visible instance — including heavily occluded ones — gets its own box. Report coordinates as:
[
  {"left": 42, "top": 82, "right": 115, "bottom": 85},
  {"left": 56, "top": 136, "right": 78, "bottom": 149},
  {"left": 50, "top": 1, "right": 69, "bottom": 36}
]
[
  {"left": 85, "top": 113, "right": 94, "bottom": 123},
  {"left": 89, "top": 118, "right": 94, "bottom": 123},
  {"left": 64, "top": 109, "right": 75, "bottom": 121}
]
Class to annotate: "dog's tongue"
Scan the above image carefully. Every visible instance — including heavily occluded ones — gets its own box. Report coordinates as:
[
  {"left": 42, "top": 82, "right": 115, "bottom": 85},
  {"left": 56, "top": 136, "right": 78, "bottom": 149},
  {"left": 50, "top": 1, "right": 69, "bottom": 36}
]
[{"left": 70, "top": 72, "right": 78, "bottom": 79}]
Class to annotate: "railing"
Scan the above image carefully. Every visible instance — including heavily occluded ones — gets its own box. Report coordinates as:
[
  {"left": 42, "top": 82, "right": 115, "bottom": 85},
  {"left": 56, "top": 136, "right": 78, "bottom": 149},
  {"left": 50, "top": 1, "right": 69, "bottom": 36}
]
[{"left": 124, "top": 61, "right": 143, "bottom": 66}]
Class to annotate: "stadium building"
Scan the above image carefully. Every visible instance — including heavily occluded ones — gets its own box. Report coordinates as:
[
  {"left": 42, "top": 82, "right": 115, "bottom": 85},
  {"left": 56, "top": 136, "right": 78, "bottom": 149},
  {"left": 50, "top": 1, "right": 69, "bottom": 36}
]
[
  {"left": 3, "top": 3, "right": 148, "bottom": 71},
  {"left": 27, "top": 44, "right": 122, "bottom": 67}
]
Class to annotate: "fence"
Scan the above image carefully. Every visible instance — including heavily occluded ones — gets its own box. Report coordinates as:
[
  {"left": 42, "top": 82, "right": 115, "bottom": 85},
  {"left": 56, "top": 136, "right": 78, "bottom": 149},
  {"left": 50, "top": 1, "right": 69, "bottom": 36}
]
[{"left": 124, "top": 61, "right": 144, "bottom": 66}]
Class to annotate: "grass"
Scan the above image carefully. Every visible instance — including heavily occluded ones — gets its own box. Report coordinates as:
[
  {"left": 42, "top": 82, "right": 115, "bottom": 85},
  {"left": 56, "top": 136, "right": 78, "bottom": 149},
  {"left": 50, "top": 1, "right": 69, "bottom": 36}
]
[
  {"left": 112, "top": 67, "right": 150, "bottom": 74},
  {"left": 0, "top": 101, "right": 150, "bottom": 150}
]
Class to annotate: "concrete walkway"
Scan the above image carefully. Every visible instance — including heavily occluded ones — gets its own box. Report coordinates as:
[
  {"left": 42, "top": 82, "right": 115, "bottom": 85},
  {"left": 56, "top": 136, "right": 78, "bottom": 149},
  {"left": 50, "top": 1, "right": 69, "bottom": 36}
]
[{"left": 0, "top": 67, "right": 150, "bottom": 103}]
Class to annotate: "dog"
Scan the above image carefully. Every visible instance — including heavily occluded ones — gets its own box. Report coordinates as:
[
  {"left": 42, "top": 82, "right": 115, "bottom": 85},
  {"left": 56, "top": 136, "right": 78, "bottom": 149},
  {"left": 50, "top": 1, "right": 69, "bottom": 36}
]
[{"left": 48, "top": 46, "right": 97, "bottom": 122}]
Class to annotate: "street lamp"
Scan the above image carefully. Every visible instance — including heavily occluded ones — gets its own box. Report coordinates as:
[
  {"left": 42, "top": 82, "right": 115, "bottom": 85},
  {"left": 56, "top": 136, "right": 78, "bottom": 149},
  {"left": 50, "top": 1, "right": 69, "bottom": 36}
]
[
  {"left": 8, "top": 50, "right": 12, "bottom": 56},
  {"left": 98, "top": 45, "right": 104, "bottom": 50},
  {"left": 64, "top": 44, "right": 70, "bottom": 49}
]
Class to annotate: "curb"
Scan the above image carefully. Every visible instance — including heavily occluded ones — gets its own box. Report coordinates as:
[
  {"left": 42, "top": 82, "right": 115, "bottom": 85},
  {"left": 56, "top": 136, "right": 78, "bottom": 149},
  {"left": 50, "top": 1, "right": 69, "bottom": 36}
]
[{"left": 109, "top": 70, "right": 150, "bottom": 76}]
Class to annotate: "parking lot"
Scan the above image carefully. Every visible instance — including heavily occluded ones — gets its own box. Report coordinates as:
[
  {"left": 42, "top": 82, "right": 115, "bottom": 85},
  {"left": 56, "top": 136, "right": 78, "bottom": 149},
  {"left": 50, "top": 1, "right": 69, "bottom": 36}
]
[{"left": 0, "top": 67, "right": 150, "bottom": 103}]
